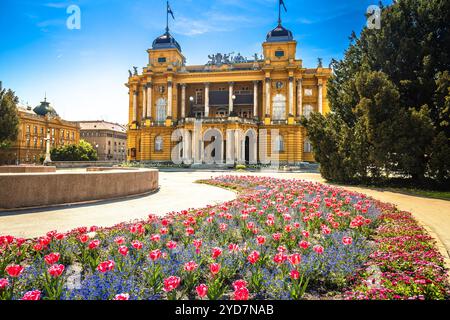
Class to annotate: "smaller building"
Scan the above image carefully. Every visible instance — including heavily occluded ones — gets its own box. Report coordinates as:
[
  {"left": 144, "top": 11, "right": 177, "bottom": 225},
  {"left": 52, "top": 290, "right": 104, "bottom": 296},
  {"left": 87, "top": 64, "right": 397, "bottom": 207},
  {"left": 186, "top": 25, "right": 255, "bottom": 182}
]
[
  {"left": 0, "top": 98, "right": 80, "bottom": 165},
  {"left": 78, "top": 121, "right": 127, "bottom": 161}
]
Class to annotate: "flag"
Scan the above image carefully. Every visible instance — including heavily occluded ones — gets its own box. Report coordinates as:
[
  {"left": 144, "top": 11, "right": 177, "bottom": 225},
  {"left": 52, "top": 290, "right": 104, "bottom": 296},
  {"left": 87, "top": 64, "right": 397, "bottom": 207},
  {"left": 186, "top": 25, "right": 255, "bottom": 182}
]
[
  {"left": 168, "top": 2, "right": 175, "bottom": 20},
  {"left": 280, "top": 0, "right": 287, "bottom": 12}
]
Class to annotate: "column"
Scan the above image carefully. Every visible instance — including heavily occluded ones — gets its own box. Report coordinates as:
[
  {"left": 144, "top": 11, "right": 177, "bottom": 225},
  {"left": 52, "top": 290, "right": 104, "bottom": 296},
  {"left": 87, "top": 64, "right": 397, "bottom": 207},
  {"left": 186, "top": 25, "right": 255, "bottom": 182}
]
[
  {"left": 265, "top": 78, "right": 271, "bottom": 116},
  {"left": 132, "top": 90, "right": 138, "bottom": 122},
  {"left": 204, "top": 83, "right": 210, "bottom": 118},
  {"left": 234, "top": 129, "right": 240, "bottom": 162},
  {"left": 146, "top": 83, "right": 152, "bottom": 118},
  {"left": 228, "top": 82, "right": 234, "bottom": 114},
  {"left": 297, "top": 79, "right": 303, "bottom": 116},
  {"left": 289, "top": 77, "right": 294, "bottom": 116},
  {"left": 253, "top": 81, "right": 259, "bottom": 119},
  {"left": 167, "top": 81, "right": 173, "bottom": 118},
  {"left": 142, "top": 85, "right": 147, "bottom": 120},
  {"left": 318, "top": 82, "right": 323, "bottom": 114},
  {"left": 181, "top": 84, "right": 186, "bottom": 118}
]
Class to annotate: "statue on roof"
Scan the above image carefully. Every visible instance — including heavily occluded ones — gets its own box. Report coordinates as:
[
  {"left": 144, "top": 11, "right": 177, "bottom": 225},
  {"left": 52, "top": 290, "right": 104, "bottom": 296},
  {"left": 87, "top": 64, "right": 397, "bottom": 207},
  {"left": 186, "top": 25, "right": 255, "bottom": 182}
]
[{"left": 133, "top": 66, "right": 138, "bottom": 76}]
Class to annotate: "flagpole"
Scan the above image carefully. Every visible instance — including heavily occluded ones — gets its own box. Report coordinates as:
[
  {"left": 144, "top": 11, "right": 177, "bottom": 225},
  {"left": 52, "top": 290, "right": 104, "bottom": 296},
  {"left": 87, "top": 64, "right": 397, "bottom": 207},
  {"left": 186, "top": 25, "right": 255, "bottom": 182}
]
[
  {"left": 166, "top": 1, "right": 169, "bottom": 33},
  {"left": 278, "top": 0, "right": 281, "bottom": 25}
]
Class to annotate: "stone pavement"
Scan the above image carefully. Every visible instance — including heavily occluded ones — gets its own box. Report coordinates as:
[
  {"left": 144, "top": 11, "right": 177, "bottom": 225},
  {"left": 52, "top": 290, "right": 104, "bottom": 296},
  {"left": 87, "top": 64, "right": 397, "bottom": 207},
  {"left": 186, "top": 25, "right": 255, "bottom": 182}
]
[{"left": 0, "top": 172, "right": 235, "bottom": 238}]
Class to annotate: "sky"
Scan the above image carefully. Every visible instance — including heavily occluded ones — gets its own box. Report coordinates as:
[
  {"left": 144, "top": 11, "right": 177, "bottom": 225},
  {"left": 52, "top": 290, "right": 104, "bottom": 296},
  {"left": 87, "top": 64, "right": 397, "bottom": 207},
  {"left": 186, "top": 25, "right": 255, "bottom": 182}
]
[{"left": 0, "top": 0, "right": 392, "bottom": 124}]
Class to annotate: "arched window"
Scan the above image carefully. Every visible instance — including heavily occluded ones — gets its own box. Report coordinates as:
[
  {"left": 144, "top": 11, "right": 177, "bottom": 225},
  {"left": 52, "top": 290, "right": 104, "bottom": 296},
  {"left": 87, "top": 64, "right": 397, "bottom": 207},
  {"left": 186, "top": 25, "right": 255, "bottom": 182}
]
[
  {"left": 272, "top": 94, "right": 286, "bottom": 120},
  {"left": 274, "top": 135, "right": 285, "bottom": 153},
  {"left": 156, "top": 98, "right": 167, "bottom": 122},
  {"left": 304, "top": 138, "right": 312, "bottom": 153},
  {"left": 155, "top": 136, "right": 163, "bottom": 152},
  {"left": 303, "top": 104, "right": 314, "bottom": 119}
]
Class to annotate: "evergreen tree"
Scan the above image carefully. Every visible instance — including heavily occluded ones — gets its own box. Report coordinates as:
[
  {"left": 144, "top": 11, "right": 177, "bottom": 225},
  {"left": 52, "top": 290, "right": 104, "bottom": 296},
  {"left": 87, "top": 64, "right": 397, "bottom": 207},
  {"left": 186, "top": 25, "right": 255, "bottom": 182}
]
[{"left": 0, "top": 84, "right": 19, "bottom": 149}]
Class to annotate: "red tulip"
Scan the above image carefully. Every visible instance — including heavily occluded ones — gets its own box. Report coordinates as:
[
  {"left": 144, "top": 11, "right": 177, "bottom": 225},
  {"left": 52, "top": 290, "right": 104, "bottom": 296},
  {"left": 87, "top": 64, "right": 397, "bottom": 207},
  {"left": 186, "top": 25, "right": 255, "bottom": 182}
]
[
  {"left": 78, "top": 234, "right": 89, "bottom": 243},
  {"left": 211, "top": 247, "right": 222, "bottom": 259},
  {"left": 163, "top": 276, "right": 181, "bottom": 292},
  {"left": 149, "top": 249, "right": 162, "bottom": 261},
  {"left": 342, "top": 236, "right": 353, "bottom": 245},
  {"left": 299, "top": 240, "right": 310, "bottom": 249},
  {"left": 233, "top": 287, "right": 249, "bottom": 300},
  {"left": 166, "top": 241, "right": 177, "bottom": 250},
  {"left": 0, "top": 278, "right": 9, "bottom": 290},
  {"left": 97, "top": 260, "right": 115, "bottom": 273},
  {"left": 21, "top": 290, "right": 41, "bottom": 300},
  {"left": 48, "top": 264, "right": 65, "bottom": 278},
  {"left": 44, "top": 253, "right": 60, "bottom": 265},
  {"left": 290, "top": 270, "right": 300, "bottom": 280},
  {"left": 232, "top": 280, "right": 248, "bottom": 291},
  {"left": 5, "top": 264, "right": 24, "bottom": 278},
  {"left": 88, "top": 240, "right": 100, "bottom": 250},
  {"left": 210, "top": 263, "right": 221, "bottom": 275},
  {"left": 114, "top": 293, "right": 130, "bottom": 300},
  {"left": 118, "top": 246, "right": 129, "bottom": 256},
  {"left": 313, "top": 245, "right": 324, "bottom": 254},
  {"left": 183, "top": 261, "right": 198, "bottom": 272},
  {"left": 196, "top": 284, "right": 208, "bottom": 298},
  {"left": 256, "top": 236, "right": 266, "bottom": 245},
  {"left": 131, "top": 240, "right": 143, "bottom": 250},
  {"left": 114, "top": 237, "right": 126, "bottom": 245},
  {"left": 247, "top": 250, "right": 260, "bottom": 264},
  {"left": 288, "top": 253, "right": 302, "bottom": 266}
]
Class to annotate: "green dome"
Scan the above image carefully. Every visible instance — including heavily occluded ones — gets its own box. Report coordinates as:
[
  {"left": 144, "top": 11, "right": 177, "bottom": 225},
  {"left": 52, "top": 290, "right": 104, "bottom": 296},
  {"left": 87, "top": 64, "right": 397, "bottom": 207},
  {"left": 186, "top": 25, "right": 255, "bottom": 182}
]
[{"left": 33, "top": 98, "right": 58, "bottom": 117}]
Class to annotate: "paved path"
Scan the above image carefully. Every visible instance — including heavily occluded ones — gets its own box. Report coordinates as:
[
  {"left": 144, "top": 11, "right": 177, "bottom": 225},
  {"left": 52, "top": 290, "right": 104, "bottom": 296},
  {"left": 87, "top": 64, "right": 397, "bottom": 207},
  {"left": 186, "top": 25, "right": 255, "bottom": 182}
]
[{"left": 0, "top": 172, "right": 236, "bottom": 239}]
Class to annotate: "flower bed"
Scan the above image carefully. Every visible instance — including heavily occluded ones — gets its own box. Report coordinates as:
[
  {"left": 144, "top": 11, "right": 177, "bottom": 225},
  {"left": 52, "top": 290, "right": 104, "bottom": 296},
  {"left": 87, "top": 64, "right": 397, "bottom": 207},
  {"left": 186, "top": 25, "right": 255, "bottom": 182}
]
[{"left": 0, "top": 176, "right": 448, "bottom": 300}]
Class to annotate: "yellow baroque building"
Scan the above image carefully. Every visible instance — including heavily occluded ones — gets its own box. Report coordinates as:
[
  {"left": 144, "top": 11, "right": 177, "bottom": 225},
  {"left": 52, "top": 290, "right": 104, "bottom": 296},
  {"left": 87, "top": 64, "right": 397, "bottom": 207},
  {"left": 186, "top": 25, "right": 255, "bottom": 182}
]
[
  {"left": 0, "top": 98, "right": 80, "bottom": 165},
  {"left": 126, "top": 20, "right": 331, "bottom": 165}
]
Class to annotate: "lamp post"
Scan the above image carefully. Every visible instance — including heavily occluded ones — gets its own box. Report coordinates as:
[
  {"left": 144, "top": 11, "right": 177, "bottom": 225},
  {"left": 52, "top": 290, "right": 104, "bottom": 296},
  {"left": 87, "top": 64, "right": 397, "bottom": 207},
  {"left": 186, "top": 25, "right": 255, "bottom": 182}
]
[
  {"left": 189, "top": 96, "right": 194, "bottom": 118},
  {"left": 230, "top": 95, "right": 237, "bottom": 117},
  {"left": 43, "top": 129, "right": 52, "bottom": 165}
]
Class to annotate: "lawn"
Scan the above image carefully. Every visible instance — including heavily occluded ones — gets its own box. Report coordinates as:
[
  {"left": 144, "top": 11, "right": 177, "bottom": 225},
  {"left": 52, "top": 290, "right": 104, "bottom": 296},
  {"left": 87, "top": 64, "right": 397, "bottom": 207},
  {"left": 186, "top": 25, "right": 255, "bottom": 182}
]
[{"left": 0, "top": 176, "right": 448, "bottom": 300}]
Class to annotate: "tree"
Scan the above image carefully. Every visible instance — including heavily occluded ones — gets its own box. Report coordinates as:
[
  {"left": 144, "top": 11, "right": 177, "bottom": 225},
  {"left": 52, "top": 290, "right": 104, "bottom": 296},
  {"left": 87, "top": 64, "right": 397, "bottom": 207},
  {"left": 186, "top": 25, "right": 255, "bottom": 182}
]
[
  {"left": 0, "top": 84, "right": 19, "bottom": 149},
  {"left": 50, "top": 139, "right": 98, "bottom": 161},
  {"left": 307, "top": 0, "right": 450, "bottom": 186}
]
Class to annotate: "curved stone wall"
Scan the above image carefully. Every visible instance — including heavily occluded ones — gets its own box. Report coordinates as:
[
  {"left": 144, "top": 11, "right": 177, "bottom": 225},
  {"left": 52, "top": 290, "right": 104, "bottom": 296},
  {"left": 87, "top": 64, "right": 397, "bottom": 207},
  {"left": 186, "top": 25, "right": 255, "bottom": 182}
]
[
  {"left": 0, "top": 168, "right": 158, "bottom": 210},
  {"left": 0, "top": 166, "right": 56, "bottom": 173}
]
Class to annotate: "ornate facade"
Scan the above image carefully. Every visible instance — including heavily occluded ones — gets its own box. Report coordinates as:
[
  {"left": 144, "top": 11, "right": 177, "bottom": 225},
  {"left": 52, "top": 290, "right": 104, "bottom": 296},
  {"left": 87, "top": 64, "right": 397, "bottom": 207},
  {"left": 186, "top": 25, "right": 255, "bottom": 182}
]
[
  {"left": 0, "top": 98, "right": 80, "bottom": 165},
  {"left": 126, "top": 20, "right": 331, "bottom": 165}
]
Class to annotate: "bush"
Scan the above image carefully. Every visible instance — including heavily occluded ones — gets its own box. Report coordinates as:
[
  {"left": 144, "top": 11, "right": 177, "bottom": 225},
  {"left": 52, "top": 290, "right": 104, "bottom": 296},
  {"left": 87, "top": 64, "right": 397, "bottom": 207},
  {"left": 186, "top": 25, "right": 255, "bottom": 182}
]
[{"left": 51, "top": 140, "right": 98, "bottom": 161}]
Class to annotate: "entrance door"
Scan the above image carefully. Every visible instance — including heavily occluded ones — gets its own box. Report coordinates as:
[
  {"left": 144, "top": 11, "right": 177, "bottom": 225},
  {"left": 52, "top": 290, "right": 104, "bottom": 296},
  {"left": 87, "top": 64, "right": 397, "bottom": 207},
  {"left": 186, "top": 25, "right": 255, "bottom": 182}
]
[{"left": 245, "top": 136, "right": 250, "bottom": 164}]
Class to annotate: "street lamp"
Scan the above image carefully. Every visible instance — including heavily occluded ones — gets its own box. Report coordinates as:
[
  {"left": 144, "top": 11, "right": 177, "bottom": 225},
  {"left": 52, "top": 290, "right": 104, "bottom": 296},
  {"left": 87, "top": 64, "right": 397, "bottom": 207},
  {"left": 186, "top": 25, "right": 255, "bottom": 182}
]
[
  {"left": 230, "top": 95, "right": 237, "bottom": 117},
  {"left": 189, "top": 96, "right": 194, "bottom": 118}
]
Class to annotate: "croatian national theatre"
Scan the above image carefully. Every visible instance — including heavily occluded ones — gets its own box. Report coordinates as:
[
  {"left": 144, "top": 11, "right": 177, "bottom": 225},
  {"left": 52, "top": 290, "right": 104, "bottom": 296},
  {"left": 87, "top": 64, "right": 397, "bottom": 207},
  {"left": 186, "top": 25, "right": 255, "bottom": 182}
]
[{"left": 126, "top": 5, "right": 331, "bottom": 165}]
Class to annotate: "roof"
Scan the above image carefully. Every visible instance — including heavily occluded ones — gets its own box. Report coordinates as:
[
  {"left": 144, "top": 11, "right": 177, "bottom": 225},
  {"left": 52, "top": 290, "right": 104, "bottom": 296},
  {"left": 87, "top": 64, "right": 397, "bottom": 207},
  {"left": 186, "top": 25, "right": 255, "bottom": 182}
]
[
  {"left": 266, "top": 24, "right": 294, "bottom": 42},
  {"left": 33, "top": 99, "right": 59, "bottom": 117},
  {"left": 152, "top": 31, "right": 182, "bottom": 51},
  {"left": 78, "top": 121, "right": 127, "bottom": 133}
]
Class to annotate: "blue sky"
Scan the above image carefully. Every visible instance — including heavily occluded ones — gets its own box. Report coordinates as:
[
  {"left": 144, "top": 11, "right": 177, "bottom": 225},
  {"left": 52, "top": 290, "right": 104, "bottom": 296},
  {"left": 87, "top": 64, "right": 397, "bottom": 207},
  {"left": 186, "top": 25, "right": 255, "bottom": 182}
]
[{"left": 0, "top": 0, "right": 391, "bottom": 124}]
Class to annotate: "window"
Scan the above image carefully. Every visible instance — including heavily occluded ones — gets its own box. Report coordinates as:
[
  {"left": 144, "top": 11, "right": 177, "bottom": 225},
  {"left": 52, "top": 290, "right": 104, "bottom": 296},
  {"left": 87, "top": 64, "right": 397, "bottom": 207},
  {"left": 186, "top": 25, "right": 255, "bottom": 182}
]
[
  {"left": 274, "top": 135, "right": 285, "bottom": 152},
  {"left": 155, "top": 136, "right": 163, "bottom": 152},
  {"left": 41, "top": 127, "right": 44, "bottom": 135},
  {"left": 33, "top": 137, "right": 37, "bottom": 148},
  {"left": 26, "top": 125, "right": 30, "bottom": 134},
  {"left": 304, "top": 88, "right": 313, "bottom": 96},
  {"left": 272, "top": 94, "right": 287, "bottom": 120},
  {"left": 40, "top": 139, "right": 44, "bottom": 148},
  {"left": 34, "top": 126, "right": 37, "bottom": 134},
  {"left": 156, "top": 98, "right": 167, "bottom": 122},
  {"left": 195, "top": 89, "right": 203, "bottom": 105},
  {"left": 275, "top": 50, "right": 285, "bottom": 57},
  {"left": 304, "top": 138, "right": 312, "bottom": 153},
  {"left": 303, "top": 104, "right": 314, "bottom": 119},
  {"left": 158, "top": 57, "right": 167, "bottom": 63},
  {"left": 26, "top": 137, "right": 30, "bottom": 147}
]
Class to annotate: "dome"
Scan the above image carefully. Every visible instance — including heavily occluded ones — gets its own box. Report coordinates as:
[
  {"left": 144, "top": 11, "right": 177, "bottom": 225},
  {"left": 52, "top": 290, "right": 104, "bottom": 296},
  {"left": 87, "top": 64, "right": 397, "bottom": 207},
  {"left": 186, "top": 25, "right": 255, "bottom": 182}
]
[
  {"left": 33, "top": 98, "right": 58, "bottom": 117},
  {"left": 152, "top": 31, "right": 182, "bottom": 51},
  {"left": 266, "top": 24, "right": 294, "bottom": 42}
]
